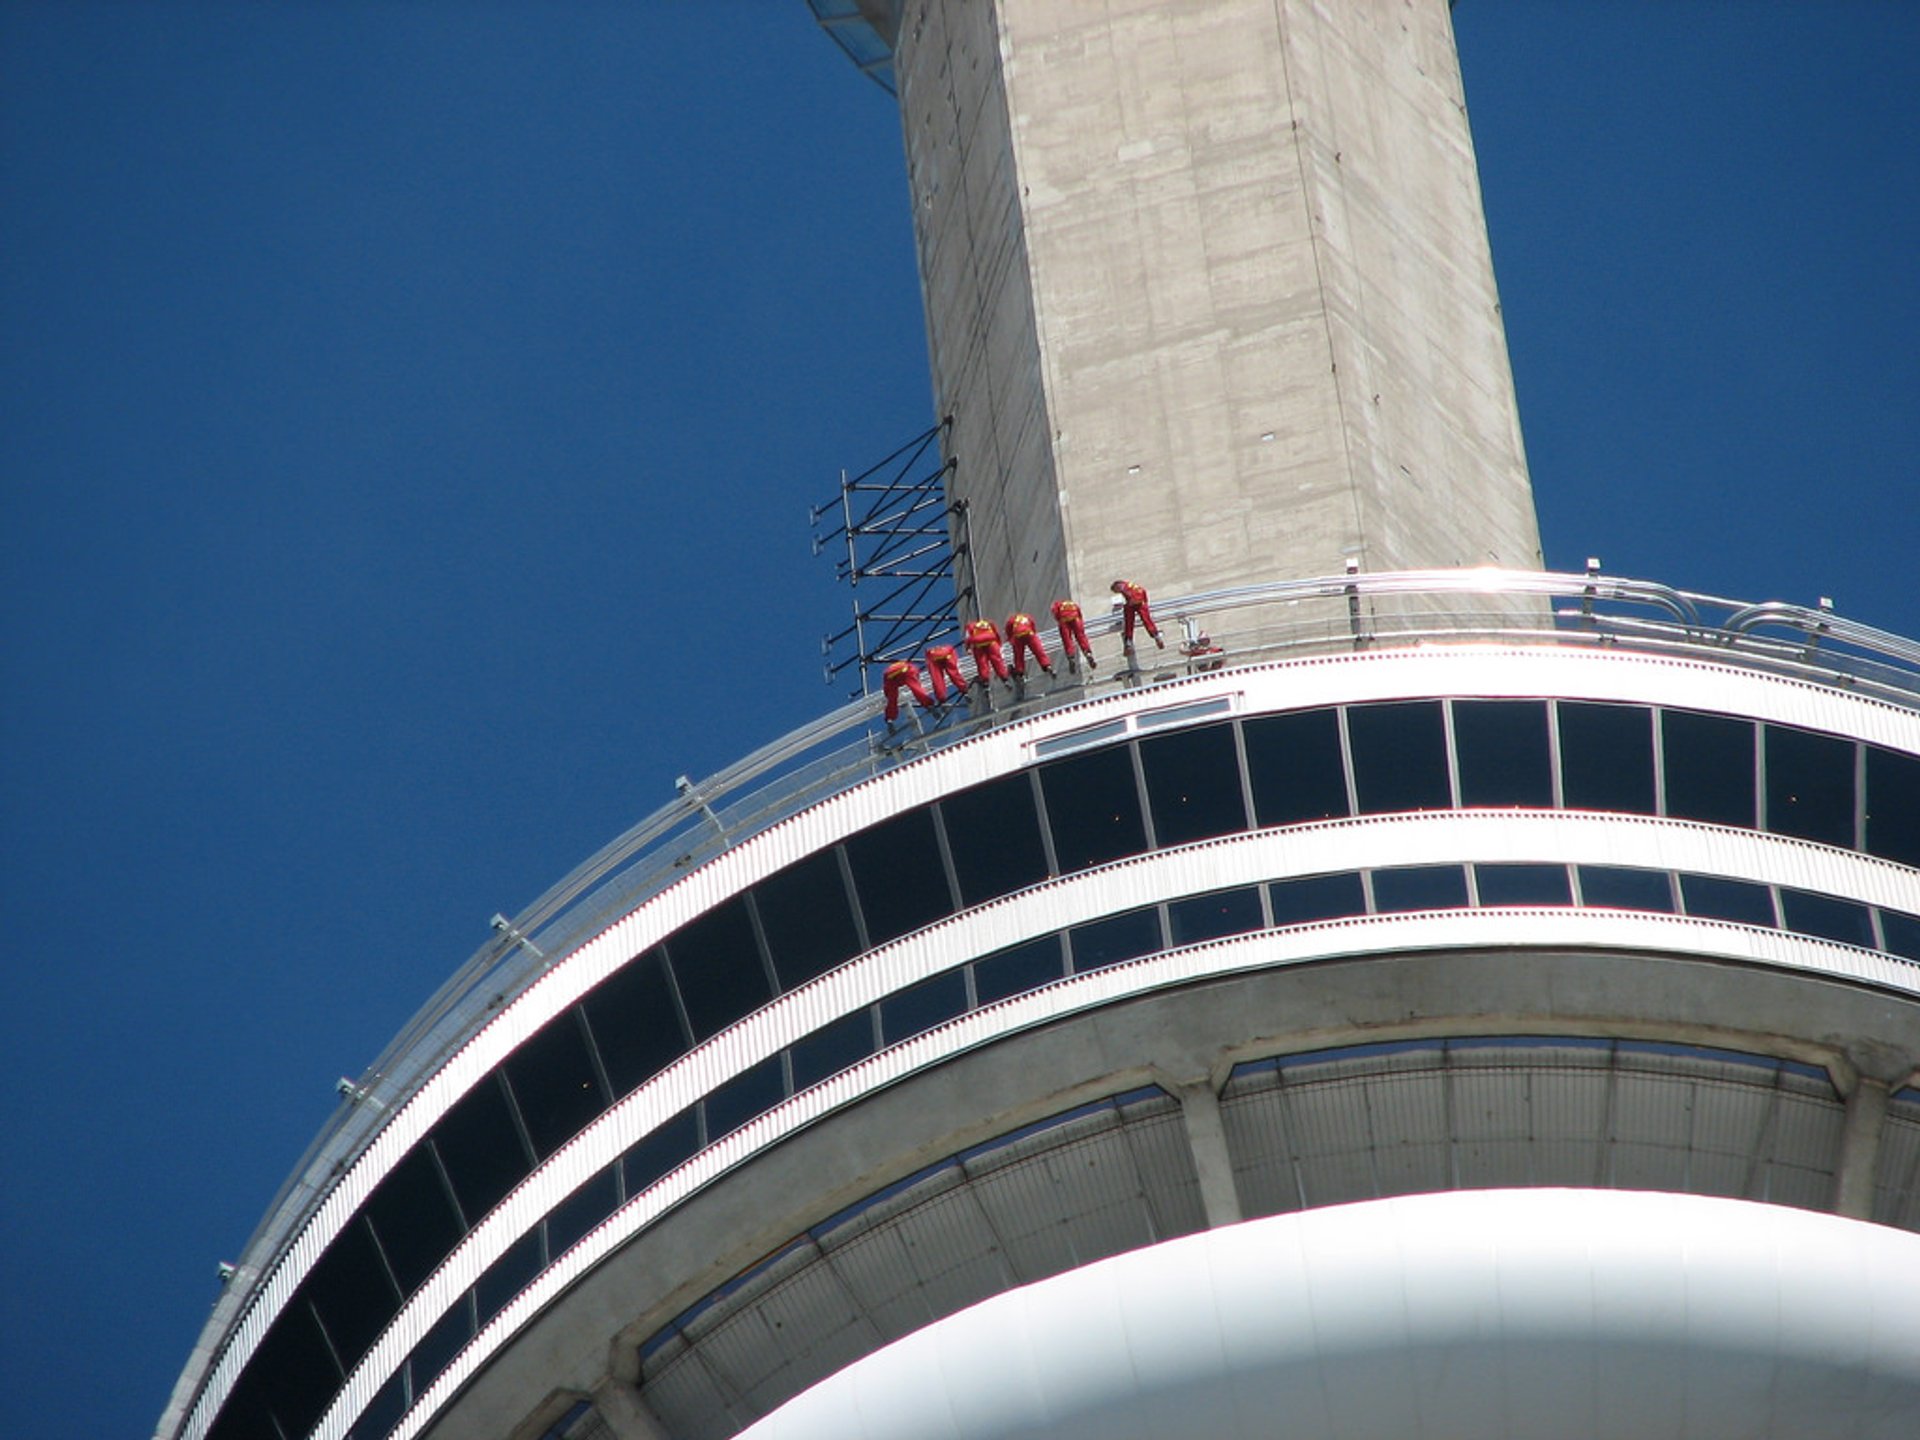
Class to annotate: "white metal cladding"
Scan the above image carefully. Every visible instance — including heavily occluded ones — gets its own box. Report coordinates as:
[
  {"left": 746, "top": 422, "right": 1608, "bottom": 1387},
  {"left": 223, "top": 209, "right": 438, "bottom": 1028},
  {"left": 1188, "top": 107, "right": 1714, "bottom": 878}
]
[
  {"left": 730, "top": 1190, "right": 1920, "bottom": 1440},
  {"left": 324, "top": 917, "right": 1917, "bottom": 1438},
  {"left": 184, "top": 644, "right": 1920, "bottom": 1440}
]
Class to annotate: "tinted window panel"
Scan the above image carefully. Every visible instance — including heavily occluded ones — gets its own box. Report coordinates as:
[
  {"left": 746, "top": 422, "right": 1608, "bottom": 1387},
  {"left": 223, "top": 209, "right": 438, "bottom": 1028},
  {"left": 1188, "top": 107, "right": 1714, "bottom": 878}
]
[
  {"left": 704, "top": 1054, "right": 787, "bottom": 1141},
  {"left": 1578, "top": 866, "right": 1674, "bottom": 913},
  {"left": 1244, "top": 709, "right": 1349, "bottom": 827},
  {"left": 430, "top": 1076, "right": 532, "bottom": 1226},
  {"left": 1663, "top": 711, "right": 1755, "bottom": 827},
  {"left": 1454, "top": 700, "right": 1553, "bottom": 807},
  {"left": 1041, "top": 745, "right": 1148, "bottom": 872},
  {"left": 1880, "top": 910, "right": 1920, "bottom": 962},
  {"left": 789, "top": 1008, "right": 876, "bottom": 1091},
  {"left": 844, "top": 806, "right": 954, "bottom": 946},
  {"left": 1780, "top": 889, "right": 1874, "bottom": 948},
  {"left": 546, "top": 1164, "right": 621, "bottom": 1258},
  {"left": 582, "top": 949, "right": 688, "bottom": 1098},
  {"left": 622, "top": 1107, "right": 700, "bottom": 1195},
  {"left": 505, "top": 1011, "right": 608, "bottom": 1161},
  {"left": 303, "top": 1218, "right": 400, "bottom": 1374},
  {"left": 754, "top": 849, "right": 861, "bottom": 989},
  {"left": 972, "top": 935, "right": 1067, "bottom": 1004},
  {"left": 363, "top": 1143, "right": 463, "bottom": 1298},
  {"left": 1680, "top": 874, "right": 1777, "bottom": 927},
  {"left": 942, "top": 773, "right": 1051, "bottom": 906},
  {"left": 1348, "top": 701, "right": 1450, "bottom": 813},
  {"left": 1765, "top": 725, "right": 1855, "bottom": 847},
  {"left": 1140, "top": 722, "right": 1247, "bottom": 846},
  {"left": 475, "top": 1228, "right": 544, "bottom": 1328},
  {"left": 1372, "top": 865, "right": 1469, "bottom": 912},
  {"left": 667, "top": 898, "right": 770, "bottom": 1042},
  {"left": 1168, "top": 886, "right": 1263, "bottom": 945},
  {"left": 1268, "top": 872, "right": 1367, "bottom": 925},
  {"left": 1558, "top": 702, "right": 1656, "bottom": 814},
  {"left": 1866, "top": 746, "right": 1920, "bottom": 866},
  {"left": 407, "top": 1295, "right": 474, "bottom": 1402},
  {"left": 253, "top": 1304, "right": 340, "bottom": 1440},
  {"left": 352, "top": 1372, "right": 408, "bottom": 1440},
  {"left": 879, "top": 968, "right": 969, "bottom": 1045},
  {"left": 1069, "top": 907, "right": 1162, "bottom": 972},
  {"left": 1474, "top": 863, "right": 1571, "bottom": 907}
]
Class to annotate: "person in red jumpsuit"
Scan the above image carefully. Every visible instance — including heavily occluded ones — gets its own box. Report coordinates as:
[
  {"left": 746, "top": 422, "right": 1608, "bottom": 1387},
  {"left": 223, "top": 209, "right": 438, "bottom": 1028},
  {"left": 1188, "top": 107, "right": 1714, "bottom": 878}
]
[
  {"left": 882, "top": 657, "right": 935, "bottom": 722},
  {"left": 964, "top": 617, "right": 1011, "bottom": 686},
  {"left": 1004, "top": 611, "right": 1055, "bottom": 678},
  {"left": 1110, "top": 579, "right": 1164, "bottom": 648},
  {"left": 924, "top": 642, "right": 969, "bottom": 704},
  {"left": 1051, "top": 597, "right": 1097, "bottom": 670}
]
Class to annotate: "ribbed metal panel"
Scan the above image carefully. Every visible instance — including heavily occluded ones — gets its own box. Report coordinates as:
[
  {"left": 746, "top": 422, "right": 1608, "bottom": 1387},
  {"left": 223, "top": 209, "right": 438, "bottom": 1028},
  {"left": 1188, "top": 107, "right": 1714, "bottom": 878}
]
[{"left": 1876, "top": 1101, "right": 1920, "bottom": 1230}]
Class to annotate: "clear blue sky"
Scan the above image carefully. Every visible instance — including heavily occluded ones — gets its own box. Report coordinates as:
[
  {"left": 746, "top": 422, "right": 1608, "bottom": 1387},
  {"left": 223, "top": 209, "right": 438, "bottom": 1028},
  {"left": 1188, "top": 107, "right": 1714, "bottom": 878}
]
[{"left": 2, "top": 4, "right": 1914, "bottom": 1435}]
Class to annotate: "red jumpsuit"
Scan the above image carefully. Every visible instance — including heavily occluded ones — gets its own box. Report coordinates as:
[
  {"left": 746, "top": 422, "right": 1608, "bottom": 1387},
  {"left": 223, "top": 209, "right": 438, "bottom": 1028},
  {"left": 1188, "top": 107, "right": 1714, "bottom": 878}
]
[
  {"left": 964, "top": 618, "right": 1010, "bottom": 684},
  {"left": 1050, "top": 598, "right": 1096, "bottom": 668},
  {"left": 882, "top": 658, "right": 934, "bottom": 721},
  {"left": 1004, "top": 612, "right": 1053, "bottom": 677},
  {"left": 924, "top": 644, "right": 968, "bottom": 703},
  {"left": 1111, "top": 579, "right": 1163, "bottom": 646}
]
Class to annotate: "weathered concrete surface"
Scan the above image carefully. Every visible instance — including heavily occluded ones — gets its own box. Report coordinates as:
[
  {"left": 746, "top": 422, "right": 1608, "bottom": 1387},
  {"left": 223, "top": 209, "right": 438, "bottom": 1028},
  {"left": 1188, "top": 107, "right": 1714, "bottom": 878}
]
[{"left": 891, "top": 0, "right": 1541, "bottom": 622}]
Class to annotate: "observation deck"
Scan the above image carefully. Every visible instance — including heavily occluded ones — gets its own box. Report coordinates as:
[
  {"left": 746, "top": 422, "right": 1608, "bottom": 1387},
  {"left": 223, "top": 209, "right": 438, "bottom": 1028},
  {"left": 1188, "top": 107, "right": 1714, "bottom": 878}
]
[{"left": 160, "top": 567, "right": 1920, "bottom": 1440}]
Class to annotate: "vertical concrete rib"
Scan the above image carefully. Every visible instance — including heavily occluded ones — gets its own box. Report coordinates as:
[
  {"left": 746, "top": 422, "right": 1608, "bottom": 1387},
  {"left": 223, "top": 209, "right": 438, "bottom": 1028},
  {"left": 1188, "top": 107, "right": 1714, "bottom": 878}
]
[
  {"left": 1178, "top": 1082, "right": 1245, "bottom": 1229},
  {"left": 1833, "top": 1078, "right": 1889, "bottom": 1221},
  {"left": 889, "top": 0, "right": 1541, "bottom": 621}
]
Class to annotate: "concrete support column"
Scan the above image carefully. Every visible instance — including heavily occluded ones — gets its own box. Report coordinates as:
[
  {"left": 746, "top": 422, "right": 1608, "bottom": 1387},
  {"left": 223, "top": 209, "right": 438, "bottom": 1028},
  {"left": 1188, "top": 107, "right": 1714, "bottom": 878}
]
[
  {"left": 1178, "top": 1082, "right": 1244, "bottom": 1229},
  {"left": 1833, "top": 1078, "right": 1889, "bottom": 1221},
  {"left": 590, "top": 1381, "right": 674, "bottom": 1440}
]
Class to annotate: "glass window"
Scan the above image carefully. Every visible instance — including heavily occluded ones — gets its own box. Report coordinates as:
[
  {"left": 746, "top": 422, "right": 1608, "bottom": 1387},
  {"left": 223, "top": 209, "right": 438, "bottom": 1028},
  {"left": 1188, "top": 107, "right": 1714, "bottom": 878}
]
[
  {"left": 972, "top": 935, "right": 1067, "bottom": 1004},
  {"left": 1453, "top": 700, "right": 1553, "bottom": 807},
  {"left": 1068, "top": 907, "right": 1163, "bottom": 972},
  {"left": 704, "top": 1054, "right": 787, "bottom": 1141},
  {"left": 1780, "top": 889, "right": 1874, "bottom": 949},
  {"left": 545, "top": 1164, "right": 621, "bottom": 1259},
  {"left": 1168, "top": 886, "right": 1264, "bottom": 945},
  {"left": 247, "top": 1305, "right": 340, "bottom": 1440},
  {"left": 430, "top": 1076, "right": 533, "bottom": 1226},
  {"left": 753, "top": 849, "right": 861, "bottom": 990},
  {"left": 582, "top": 949, "right": 688, "bottom": 1099},
  {"left": 1558, "top": 702, "right": 1656, "bottom": 814},
  {"left": 789, "top": 1008, "right": 876, "bottom": 1091},
  {"left": 1880, "top": 909, "right": 1920, "bottom": 962},
  {"left": 350, "top": 1372, "right": 408, "bottom": 1440},
  {"left": 363, "top": 1143, "right": 464, "bottom": 1299},
  {"left": 879, "top": 968, "right": 969, "bottom": 1045},
  {"left": 505, "top": 1010, "right": 609, "bottom": 1161},
  {"left": 406, "top": 1295, "right": 475, "bottom": 1405},
  {"left": 1348, "top": 701, "right": 1451, "bottom": 813},
  {"left": 1679, "top": 874, "right": 1777, "bottom": 927},
  {"left": 1765, "top": 725, "right": 1856, "bottom": 848},
  {"left": 1662, "top": 711, "right": 1755, "bottom": 828},
  {"left": 941, "top": 772, "right": 1051, "bottom": 906},
  {"left": 1866, "top": 746, "right": 1920, "bottom": 866},
  {"left": 1578, "top": 866, "right": 1675, "bottom": 913},
  {"left": 1041, "top": 744, "right": 1148, "bottom": 872},
  {"left": 1474, "top": 863, "right": 1571, "bottom": 907},
  {"left": 1243, "top": 709, "right": 1349, "bottom": 827},
  {"left": 302, "top": 1218, "right": 400, "bottom": 1375},
  {"left": 622, "top": 1107, "right": 700, "bottom": 1196},
  {"left": 1371, "top": 865, "right": 1469, "bottom": 913},
  {"left": 1268, "top": 872, "right": 1367, "bottom": 925},
  {"left": 1140, "top": 722, "right": 1247, "bottom": 846},
  {"left": 666, "top": 898, "right": 771, "bottom": 1042},
  {"left": 475, "top": 1228, "right": 544, "bottom": 1328},
  {"left": 844, "top": 806, "right": 954, "bottom": 946}
]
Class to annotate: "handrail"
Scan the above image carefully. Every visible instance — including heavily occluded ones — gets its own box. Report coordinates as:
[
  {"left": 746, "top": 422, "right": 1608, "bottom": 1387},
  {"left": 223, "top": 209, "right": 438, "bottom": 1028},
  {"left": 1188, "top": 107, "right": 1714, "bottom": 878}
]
[{"left": 170, "top": 564, "right": 1920, "bottom": 1436}]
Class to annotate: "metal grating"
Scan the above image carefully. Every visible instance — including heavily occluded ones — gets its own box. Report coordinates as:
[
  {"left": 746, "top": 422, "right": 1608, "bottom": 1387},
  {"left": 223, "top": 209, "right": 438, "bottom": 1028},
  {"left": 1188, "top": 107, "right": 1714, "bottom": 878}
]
[{"left": 637, "top": 1090, "right": 1203, "bottom": 1440}]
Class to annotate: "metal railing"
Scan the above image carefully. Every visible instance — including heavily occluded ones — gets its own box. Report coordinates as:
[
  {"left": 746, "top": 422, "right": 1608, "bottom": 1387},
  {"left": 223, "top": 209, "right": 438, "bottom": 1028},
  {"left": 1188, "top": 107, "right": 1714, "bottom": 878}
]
[{"left": 185, "top": 565, "right": 1920, "bottom": 1412}]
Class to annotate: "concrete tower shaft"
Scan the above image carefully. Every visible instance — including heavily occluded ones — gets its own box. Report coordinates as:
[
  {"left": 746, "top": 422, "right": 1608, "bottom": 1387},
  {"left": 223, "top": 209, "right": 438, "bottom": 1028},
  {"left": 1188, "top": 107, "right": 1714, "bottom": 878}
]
[{"left": 889, "top": 0, "right": 1544, "bottom": 619}]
